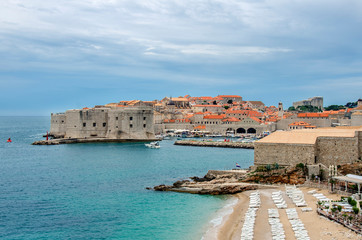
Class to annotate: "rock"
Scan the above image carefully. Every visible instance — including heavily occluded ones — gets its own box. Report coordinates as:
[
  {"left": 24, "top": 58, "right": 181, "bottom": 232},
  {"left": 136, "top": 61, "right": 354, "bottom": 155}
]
[
  {"left": 154, "top": 184, "right": 172, "bottom": 191},
  {"left": 173, "top": 180, "right": 190, "bottom": 188}
]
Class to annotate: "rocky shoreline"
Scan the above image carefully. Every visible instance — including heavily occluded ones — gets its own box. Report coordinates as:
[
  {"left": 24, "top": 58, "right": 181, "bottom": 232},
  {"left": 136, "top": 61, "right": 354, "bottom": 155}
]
[
  {"left": 151, "top": 170, "right": 259, "bottom": 195},
  {"left": 151, "top": 165, "right": 308, "bottom": 195},
  {"left": 174, "top": 140, "right": 254, "bottom": 149}
]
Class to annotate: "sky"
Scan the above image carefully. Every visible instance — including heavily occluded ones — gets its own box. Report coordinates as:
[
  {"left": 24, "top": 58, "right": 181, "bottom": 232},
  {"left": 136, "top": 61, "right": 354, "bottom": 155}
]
[{"left": 1, "top": 0, "right": 362, "bottom": 116}]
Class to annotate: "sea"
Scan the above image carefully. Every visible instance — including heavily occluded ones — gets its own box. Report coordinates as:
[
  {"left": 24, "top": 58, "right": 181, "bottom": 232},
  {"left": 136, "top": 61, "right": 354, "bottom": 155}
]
[{"left": 0, "top": 116, "right": 254, "bottom": 240}]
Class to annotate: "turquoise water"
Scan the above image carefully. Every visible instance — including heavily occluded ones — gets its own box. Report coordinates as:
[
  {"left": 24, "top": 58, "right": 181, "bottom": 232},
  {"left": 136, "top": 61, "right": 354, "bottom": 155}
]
[{"left": 0, "top": 117, "right": 254, "bottom": 240}]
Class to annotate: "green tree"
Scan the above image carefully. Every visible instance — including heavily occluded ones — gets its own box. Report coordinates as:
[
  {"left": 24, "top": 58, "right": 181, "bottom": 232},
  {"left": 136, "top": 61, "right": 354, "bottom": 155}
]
[
  {"left": 224, "top": 106, "right": 229, "bottom": 110},
  {"left": 352, "top": 206, "right": 359, "bottom": 214},
  {"left": 324, "top": 105, "right": 345, "bottom": 111},
  {"left": 266, "top": 164, "right": 271, "bottom": 171},
  {"left": 288, "top": 106, "right": 296, "bottom": 111},
  {"left": 337, "top": 205, "right": 342, "bottom": 212}
]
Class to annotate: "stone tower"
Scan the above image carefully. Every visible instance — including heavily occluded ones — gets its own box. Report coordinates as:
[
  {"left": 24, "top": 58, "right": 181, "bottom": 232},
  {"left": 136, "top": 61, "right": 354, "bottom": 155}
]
[{"left": 278, "top": 102, "right": 283, "bottom": 118}]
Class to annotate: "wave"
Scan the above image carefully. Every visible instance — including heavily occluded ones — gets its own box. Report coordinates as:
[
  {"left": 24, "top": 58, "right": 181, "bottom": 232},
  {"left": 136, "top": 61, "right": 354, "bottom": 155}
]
[{"left": 201, "top": 196, "right": 239, "bottom": 240}]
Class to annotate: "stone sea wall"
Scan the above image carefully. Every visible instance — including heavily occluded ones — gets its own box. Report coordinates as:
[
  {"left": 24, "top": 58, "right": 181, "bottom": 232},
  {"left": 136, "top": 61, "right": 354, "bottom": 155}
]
[{"left": 174, "top": 140, "right": 254, "bottom": 149}]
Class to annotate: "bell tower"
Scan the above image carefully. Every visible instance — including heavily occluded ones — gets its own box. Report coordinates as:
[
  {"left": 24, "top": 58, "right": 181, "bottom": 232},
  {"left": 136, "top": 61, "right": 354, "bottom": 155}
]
[{"left": 278, "top": 102, "right": 283, "bottom": 118}]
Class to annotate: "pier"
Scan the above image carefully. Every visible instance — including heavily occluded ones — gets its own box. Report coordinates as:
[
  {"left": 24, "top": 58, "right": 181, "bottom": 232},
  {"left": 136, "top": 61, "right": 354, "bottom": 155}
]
[{"left": 174, "top": 140, "right": 254, "bottom": 149}]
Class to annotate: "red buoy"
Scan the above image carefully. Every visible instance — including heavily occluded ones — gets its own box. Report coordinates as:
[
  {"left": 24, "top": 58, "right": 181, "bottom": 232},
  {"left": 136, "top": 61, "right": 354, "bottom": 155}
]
[{"left": 7, "top": 138, "right": 12, "bottom": 143}]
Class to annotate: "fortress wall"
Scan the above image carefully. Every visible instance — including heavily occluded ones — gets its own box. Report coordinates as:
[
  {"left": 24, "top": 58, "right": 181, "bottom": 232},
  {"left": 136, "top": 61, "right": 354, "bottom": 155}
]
[
  {"left": 50, "top": 113, "right": 66, "bottom": 137},
  {"left": 111, "top": 108, "right": 154, "bottom": 139},
  {"left": 56, "top": 107, "right": 155, "bottom": 140},
  {"left": 65, "top": 109, "right": 109, "bottom": 138},
  {"left": 315, "top": 136, "right": 359, "bottom": 166},
  {"left": 254, "top": 142, "right": 315, "bottom": 166}
]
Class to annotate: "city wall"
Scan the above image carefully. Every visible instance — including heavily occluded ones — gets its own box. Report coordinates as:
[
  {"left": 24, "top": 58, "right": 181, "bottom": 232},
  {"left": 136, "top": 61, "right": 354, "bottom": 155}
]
[
  {"left": 254, "top": 143, "right": 315, "bottom": 166},
  {"left": 315, "top": 136, "right": 359, "bottom": 166}
]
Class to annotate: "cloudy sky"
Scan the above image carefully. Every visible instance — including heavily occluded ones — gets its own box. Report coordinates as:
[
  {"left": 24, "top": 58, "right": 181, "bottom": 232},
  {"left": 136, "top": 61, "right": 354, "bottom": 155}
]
[{"left": 1, "top": 0, "right": 362, "bottom": 115}]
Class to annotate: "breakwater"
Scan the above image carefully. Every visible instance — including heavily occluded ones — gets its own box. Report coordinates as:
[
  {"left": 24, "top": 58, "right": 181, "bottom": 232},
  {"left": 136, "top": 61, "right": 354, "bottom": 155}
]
[
  {"left": 174, "top": 140, "right": 254, "bottom": 149},
  {"left": 32, "top": 138, "right": 158, "bottom": 145}
]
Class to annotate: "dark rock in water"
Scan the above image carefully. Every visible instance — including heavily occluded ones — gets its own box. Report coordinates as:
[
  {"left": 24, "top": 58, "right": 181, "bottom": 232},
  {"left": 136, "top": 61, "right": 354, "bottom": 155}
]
[
  {"left": 173, "top": 180, "right": 190, "bottom": 188},
  {"left": 190, "top": 173, "right": 216, "bottom": 182},
  {"left": 145, "top": 187, "right": 152, "bottom": 190},
  {"left": 153, "top": 184, "right": 171, "bottom": 191}
]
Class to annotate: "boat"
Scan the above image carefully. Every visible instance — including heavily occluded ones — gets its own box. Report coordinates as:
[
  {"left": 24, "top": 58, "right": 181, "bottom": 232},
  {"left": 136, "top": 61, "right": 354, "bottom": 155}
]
[{"left": 145, "top": 142, "right": 160, "bottom": 149}]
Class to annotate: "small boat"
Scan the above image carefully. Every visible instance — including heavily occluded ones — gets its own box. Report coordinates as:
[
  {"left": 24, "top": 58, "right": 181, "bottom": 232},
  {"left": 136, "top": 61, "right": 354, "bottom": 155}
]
[{"left": 145, "top": 141, "right": 160, "bottom": 149}]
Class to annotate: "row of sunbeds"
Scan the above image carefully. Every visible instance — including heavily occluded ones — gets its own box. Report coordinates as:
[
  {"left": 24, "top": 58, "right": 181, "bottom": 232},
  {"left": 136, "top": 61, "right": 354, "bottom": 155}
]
[{"left": 240, "top": 191, "right": 260, "bottom": 240}]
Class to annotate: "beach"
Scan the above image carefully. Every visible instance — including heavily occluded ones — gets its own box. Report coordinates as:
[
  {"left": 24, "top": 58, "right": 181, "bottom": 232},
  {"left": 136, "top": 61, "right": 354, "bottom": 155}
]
[{"left": 217, "top": 186, "right": 362, "bottom": 240}]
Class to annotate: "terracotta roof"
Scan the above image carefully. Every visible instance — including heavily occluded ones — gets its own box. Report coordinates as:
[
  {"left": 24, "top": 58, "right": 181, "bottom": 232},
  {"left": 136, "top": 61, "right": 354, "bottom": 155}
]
[
  {"left": 203, "top": 114, "right": 225, "bottom": 119},
  {"left": 171, "top": 97, "right": 189, "bottom": 102},
  {"left": 250, "top": 116, "right": 262, "bottom": 123},
  {"left": 289, "top": 121, "right": 312, "bottom": 126},
  {"left": 194, "top": 125, "right": 206, "bottom": 130},
  {"left": 297, "top": 113, "right": 330, "bottom": 118},
  {"left": 194, "top": 112, "right": 204, "bottom": 115},
  {"left": 222, "top": 117, "right": 240, "bottom": 122}
]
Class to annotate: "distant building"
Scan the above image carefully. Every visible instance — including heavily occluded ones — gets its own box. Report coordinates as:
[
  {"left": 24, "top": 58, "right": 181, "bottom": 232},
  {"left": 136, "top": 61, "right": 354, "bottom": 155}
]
[
  {"left": 293, "top": 96, "right": 323, "bottom": 109},
  {"left": 288, "top": 121, "right": 316, "bottom": 130}
]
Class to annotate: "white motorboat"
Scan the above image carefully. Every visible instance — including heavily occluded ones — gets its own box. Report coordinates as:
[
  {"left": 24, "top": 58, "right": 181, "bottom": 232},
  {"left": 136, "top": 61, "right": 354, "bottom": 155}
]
[{"left": 145, "top": 141, "right": 160, "bottom": 149}]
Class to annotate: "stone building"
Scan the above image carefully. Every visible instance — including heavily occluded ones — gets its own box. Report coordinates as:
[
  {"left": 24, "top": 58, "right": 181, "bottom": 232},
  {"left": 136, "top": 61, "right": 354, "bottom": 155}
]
[
  {"left": 50, "top": 106, "right": 155, "bottom": 140},
  {"left": 293, "top": 96, "right": 323, "bottom": 109},
  {"left": 254, "top": 127, "right": 362, "bottom": 167}
]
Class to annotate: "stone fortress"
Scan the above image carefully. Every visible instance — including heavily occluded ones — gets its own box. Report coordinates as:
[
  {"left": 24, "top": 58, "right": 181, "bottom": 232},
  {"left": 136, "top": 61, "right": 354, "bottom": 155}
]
[
  {"left": 293, "top": 96, "right": 324, "bottom": 109},
  {"left": 50, "top": 105, "right": 155, "bottom": 141}
]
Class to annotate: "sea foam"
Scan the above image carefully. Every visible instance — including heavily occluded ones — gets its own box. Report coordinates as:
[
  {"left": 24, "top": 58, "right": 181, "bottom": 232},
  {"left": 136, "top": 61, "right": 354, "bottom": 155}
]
[{"left": 201, "top": 196, "right": 239, "bottom": 240}]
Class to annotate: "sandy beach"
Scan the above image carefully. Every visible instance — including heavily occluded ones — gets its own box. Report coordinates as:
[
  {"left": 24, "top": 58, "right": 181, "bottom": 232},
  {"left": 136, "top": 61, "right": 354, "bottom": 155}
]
[{"left": 218, "top": 185, "right": 362, "bottom": 240}]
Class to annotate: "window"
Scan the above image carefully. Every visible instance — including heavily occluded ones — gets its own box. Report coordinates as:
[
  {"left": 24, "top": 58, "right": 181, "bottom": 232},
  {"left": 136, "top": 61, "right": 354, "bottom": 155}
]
[
  {"left": 130, "top": 117, "right": 133, "bottom": 121},
  {"left": 116, "top": 126, "right": 118, "bottom": 128},
  {"left": 83, "top": 123, "right": 86, "bottom": 127},
  {"left": 143, "top": 117, "right": 146, "bottom": 120},
  {"left": 130, "top": 124, "right": 133, "bottom": 128},
  {"left": 103, "top": 122, "right": 106, "bottom": 127},
  {"left": 116, "top": 117, "right": 118, "bottom": 120},
  {"left": 93, "top": 123, "right": 96, "bottom": 127},
  {"left": 143, "top": 124, "right": 146, "bottom": 128}
]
